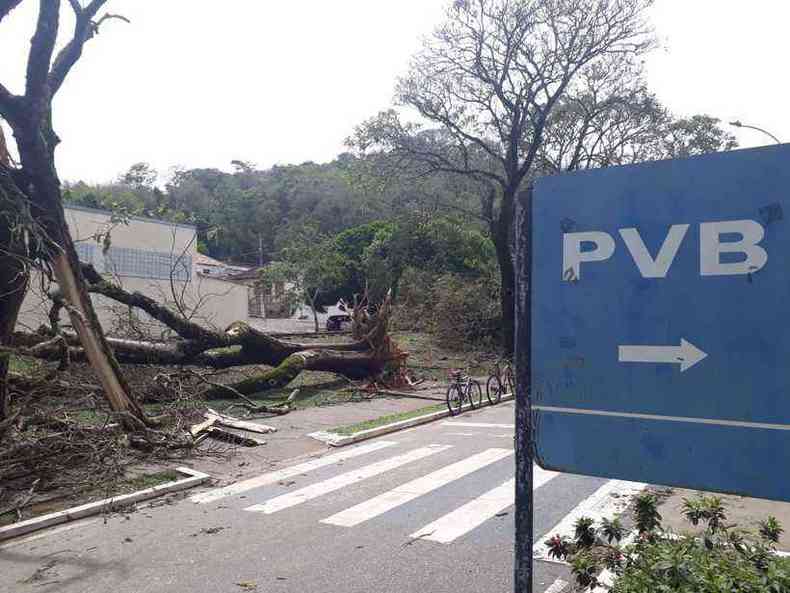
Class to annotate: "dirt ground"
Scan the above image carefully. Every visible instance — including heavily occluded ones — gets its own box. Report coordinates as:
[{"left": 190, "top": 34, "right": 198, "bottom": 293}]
[{"left": 659, "top": 488, "right": 790, "bottom": 552}]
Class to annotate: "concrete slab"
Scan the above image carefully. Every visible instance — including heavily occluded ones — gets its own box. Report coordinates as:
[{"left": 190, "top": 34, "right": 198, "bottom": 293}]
[{"left": 186, "top": 395, "right": 441, "bottom": 485}]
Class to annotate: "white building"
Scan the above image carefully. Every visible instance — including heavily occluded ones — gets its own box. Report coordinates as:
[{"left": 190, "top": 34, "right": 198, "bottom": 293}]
[{"left": 17, "top": 205, "right": 249, "bottom": 337}]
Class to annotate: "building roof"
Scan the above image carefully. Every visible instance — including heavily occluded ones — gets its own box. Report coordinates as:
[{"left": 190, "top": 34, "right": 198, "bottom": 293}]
[
  {"left": 195, "top": 253, "right": 250, "bottom": 272},
  {"left": 65, "top": 203, "right": 197, "bottom": 231}
]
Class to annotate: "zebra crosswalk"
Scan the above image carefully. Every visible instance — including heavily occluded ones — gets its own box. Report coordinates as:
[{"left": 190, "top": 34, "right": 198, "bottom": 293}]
[
  {"left": 192, "top": 437, "right": 638, "bottom": 549},
  {"left": 244, "top": 444, "right": 451, "bottom": 514},
  {"left": 321, "top": 447, "right": 513, "bottom": 528},
  {"left": 190, "top": 440, "right": 397, "bottom": 504}
]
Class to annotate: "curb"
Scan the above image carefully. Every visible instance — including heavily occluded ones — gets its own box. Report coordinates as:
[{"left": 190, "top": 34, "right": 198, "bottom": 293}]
[
  {"left": 0, "top": 466, "right": 210, "bottom": 543},
  {"left": 309, "top": 393, "right": 514, "bottom": 447}
]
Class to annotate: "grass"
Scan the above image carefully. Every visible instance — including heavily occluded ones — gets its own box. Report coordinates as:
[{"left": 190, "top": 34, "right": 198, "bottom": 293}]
[
  {"left": 8, "top": 355, "right": 42, "bottom": 376},
  {"left": 330, "top": 403, "right": 446, "bottom": 436},
  {"left": 391, "top": 331, "right": 494, "bottom": 381},
  {"left": 240, "top": 374, "right": 359, "bottom": 410},
  {"left": 114, "top": 470, "right": 183, "bottom": 493}
]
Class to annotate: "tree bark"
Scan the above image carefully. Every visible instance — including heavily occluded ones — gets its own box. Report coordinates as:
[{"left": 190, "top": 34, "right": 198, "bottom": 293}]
[
  {"left": 202, "top": 349, "right": 387, "bottom": 399},
  {"left": 13, "top": 115, "right": 151, "bottom": 426},
  {"left": 492, "top": 185, "right": 517, "bottom": 356},
  {"left": 310, "top": 289, "right": 320, "bottom": 333},
  {"left": 0, "top": 168, "right": 28, "bottom": 422}
]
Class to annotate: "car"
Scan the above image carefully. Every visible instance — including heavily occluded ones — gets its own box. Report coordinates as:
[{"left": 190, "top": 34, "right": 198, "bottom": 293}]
[{"left": 326, "top": 314, "right": 352, "bottom": 332}]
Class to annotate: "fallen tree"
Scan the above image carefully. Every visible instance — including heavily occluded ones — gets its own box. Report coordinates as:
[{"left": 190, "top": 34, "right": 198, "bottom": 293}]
[{"left": 11, "top": 271, "right": 408, "bottom": 402}]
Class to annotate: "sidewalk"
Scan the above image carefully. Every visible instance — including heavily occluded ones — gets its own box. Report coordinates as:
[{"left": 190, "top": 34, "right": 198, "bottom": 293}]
[
  {"left": 188, "top": 392, "right": 445, "bottom": 485},
  {"left": 658, "top": 488, "right": 790, "bottom": 552}
]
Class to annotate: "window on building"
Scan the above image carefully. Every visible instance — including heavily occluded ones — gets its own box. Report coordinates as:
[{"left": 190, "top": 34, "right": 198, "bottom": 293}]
[
  {"left": 74, "top": 242, "right": 97, "bottom": 265},
  {"left": 105, "top": 247, "right": 191, "bottom": 281}
]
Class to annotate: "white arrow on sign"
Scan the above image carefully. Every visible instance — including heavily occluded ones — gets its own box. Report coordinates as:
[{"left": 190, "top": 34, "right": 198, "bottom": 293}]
[{"left": 618, "top": 338, "right": 708, "bottom": 372}]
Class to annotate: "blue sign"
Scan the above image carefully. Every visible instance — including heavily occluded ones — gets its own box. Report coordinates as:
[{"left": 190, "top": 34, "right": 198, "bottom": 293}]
[{"left": 530, "top": 143, "right": 790, "bottom": 502}]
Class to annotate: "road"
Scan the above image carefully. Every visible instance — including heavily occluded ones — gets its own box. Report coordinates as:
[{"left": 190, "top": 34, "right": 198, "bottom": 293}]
[{"left": 1, "top": 402, "right": 644, "bottom": 593}]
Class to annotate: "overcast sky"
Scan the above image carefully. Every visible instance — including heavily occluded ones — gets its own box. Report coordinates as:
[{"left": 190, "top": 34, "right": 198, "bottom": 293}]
[{"left": 0, "top": 0, "right": 787, "bottom": 183}]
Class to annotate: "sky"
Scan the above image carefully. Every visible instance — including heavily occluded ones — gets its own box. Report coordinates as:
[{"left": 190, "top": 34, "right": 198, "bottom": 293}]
[{"left": 0, "top": 0, "right": 788, "bottom": 184}]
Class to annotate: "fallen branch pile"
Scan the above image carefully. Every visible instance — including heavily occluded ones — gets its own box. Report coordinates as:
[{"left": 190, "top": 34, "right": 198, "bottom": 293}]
[{"left": 12, "top": 272, "right": 407, "bottom": 403}]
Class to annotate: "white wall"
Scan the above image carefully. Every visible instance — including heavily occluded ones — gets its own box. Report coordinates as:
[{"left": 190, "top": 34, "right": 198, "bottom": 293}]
[{"left": 16, "top": 205, "right": 249, "bottom": 337}]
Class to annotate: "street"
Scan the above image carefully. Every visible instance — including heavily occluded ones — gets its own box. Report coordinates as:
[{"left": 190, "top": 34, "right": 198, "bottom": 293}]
[{"left": 1, "top": 402, "right": 645, "bottom": 593}]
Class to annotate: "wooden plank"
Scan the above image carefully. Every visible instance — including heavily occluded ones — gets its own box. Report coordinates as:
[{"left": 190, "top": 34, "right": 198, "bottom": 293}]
[
  {"left": 189, "top": 416, "right": 216, "bottom": 437},
  {"left": 205, "top": 409, "right": 276, "bottom": 434}
]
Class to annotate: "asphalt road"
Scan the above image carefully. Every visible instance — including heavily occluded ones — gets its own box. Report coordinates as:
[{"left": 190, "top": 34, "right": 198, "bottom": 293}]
[{"left": 1, "top": 402, "right": 644, "bottom": 593}]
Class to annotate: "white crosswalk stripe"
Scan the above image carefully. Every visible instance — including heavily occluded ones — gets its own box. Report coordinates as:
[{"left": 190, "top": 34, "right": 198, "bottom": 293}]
[
  {"left": 244, "top": 445, "right": 452, "bottom": 515},
  {"left": 321, "top": 448, "right": 513, "bottom": 527},
  {"left": 441, "top": 421, "right": 515, "bottom": 429},
  {"left": 533, "top": 479, "right": 646, "bottom": 560},
  {"left": 410, "top": 465, "right": 559, "bottom": 544},
  {"left": 194, "top": 433, "right": 646, "bottom": 552},
  {"left": 191, "top": 440, "right": 398, "bottom": 504}
]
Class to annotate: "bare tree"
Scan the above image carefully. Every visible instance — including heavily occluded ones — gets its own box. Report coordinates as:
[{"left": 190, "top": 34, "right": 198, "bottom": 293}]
[
  {"left": 0, "top": 1, "right": 148, "bottom": 427},
  {"left": 351, "top": 0, "right": 655, "bottom": 353},
  {"left": 537, "top": 59, "right": 737, "bottom": 173}
]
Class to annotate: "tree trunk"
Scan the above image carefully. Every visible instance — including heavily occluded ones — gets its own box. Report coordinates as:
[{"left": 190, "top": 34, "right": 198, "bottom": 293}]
[
  {"left": 311, "top": 289, "right": 320, "bottom": 333},
  {"left": 13, "top": 114, "right": 151, "bottom": 427},
  {"left": 0, "top": 180, "right": 27, "bottom": 423},
  {"left": 499, "top": 250, "right": 516, "bottom": 357},
  {"left": 203, "top": 349, "right": 386, "bottom": 399},
  {"left": 493, "top": 186, "right": 517, "bottom": 356}
]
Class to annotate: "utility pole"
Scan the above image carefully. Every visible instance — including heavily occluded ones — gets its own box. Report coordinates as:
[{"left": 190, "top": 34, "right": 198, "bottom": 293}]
[
  {"left": 513, "top": 188, "right": 534, "bottom": 593},
  {"left": 258, "top": 233, "right": 264, "bottom": 268}
]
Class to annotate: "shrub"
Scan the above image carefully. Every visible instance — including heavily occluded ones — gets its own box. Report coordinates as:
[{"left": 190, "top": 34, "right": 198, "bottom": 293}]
[
  {"left": 550, "top": 494, "right": 790, "bottom": 592},
  {"left": 759, "top": 517, "right": 784, "bottom": 544},
  {"left": 392, "top": 268, "right": 502, "bottom": 349},
  {"left": 390, "top": 267, "right": 436, "bottom": 333},
  {"left": 634, "top": 493, "right": 662, "bottom": 534},
  {"left": 430, "top": 272, "right": 502, "bottom": 349}
]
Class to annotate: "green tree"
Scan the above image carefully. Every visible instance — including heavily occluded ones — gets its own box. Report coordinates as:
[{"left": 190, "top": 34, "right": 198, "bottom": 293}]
[
  {"left": 278, "top": 225, "right": 349, "bottom": 332},
  {"left": 352, "top": 0, "right": 655, "bottom": 353}
]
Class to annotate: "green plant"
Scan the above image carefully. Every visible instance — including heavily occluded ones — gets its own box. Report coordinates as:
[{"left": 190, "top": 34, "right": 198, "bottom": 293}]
[
  {"left": 574, "top": 516, "right": 597, "bottom": 549},
  {"left": 682, "top": 494, "right": 727, "bottom": 532},
  {"left": 759, "top": 516, "right": 784, "bottom": 544},
  {"left": 601, "top": 517, "right": 624, "bottom": 544},
  {"left": 570, "top": 552, "right": 600, "bottom": 590},
  {"left": 703, "top": 496, "right": 727, "bottom": 532},
  {"left": 545, "top": 534, "right": 572, "bottom": 561},
  {"left": 682, "top": 496, "right": 705, "bottom": 526},
  {"left": 634, "top": 493, "right": 661, "bottom": 534},
  {"left": 549, "top": 496, "right": 790, "bottom": 592}
]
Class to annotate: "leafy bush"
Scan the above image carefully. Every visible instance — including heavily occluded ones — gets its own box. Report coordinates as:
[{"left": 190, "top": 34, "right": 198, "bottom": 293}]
[
  {"left": 634, "top": 493, "right": 662, "bottom": 534},
  {"left": 759, "top": 517, "right": 784, "bottom": 544},
  {"left": 429, "top": 272, "right": 502, "bottom": 348},
  {"left": 392, "top": 266, "right": 502, "bottom": 349},
  {"left": 390, "top": 267, "right": 436, "bottom": 333},
  {"left": 550, "top": 493, "right": 790, "bottom": 592}
]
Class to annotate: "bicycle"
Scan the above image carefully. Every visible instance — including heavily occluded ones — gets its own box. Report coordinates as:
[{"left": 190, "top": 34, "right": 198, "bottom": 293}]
[
  {"left": 486, "top": 359, "right": 514, "bottom": 405},
  {"left": 445, "top": 369, "right": 483, "bottom": 416}
]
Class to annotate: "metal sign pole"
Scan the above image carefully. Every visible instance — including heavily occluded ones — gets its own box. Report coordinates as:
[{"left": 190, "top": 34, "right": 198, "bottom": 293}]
[{"left": 513, "top": 188, "right": 533, "bottom": 593}]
